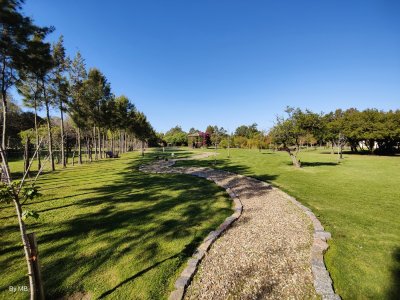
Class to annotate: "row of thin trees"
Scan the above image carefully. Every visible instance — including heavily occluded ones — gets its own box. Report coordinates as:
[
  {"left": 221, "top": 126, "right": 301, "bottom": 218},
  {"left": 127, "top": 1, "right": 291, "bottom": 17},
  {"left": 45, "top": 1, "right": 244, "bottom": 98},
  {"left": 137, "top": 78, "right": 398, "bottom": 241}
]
[
  {"left": 1, "top": 2, "right": 155, "bottom": 298},
  {"left": 18, "top": 42, "right": 155, "bottom": 172},
  {"left": 2, "top": 15, "right": 155, "bottom": 174}
]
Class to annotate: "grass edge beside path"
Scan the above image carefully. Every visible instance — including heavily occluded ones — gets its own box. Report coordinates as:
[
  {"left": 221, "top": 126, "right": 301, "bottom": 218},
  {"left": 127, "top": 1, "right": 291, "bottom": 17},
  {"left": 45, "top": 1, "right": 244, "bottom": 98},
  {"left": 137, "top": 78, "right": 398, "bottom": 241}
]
[
  {"left": 0, "top": 149, "right": 232, "bottom": 299},
  {"left": 175, "top": 147, "right": 400, "bottom": 300}
]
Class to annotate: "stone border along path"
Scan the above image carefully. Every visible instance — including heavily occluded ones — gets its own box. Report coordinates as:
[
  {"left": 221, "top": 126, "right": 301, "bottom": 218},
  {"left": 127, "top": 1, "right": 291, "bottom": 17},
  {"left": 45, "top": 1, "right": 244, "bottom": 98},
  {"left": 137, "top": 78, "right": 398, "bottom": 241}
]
[{"left": 139, "top": 152, "right": 340, "bottom": 300}]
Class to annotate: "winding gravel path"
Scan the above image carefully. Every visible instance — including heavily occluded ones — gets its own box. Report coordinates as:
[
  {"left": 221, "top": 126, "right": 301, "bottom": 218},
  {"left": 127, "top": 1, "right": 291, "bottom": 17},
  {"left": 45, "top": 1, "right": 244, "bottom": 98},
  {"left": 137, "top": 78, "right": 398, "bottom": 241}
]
[{"left": 140, "top": 152, "right": 339, "bottom": 300}]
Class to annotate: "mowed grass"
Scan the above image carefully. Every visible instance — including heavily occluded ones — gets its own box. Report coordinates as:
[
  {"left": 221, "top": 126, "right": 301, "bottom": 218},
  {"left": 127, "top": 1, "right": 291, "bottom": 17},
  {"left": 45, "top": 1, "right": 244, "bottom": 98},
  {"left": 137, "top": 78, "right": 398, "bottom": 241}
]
[
  {"left": 177, "top": 148, "right": 400, "bottom": 300},
  {"left": 0, "top": 150, "right": 232, "bottom": 299}
]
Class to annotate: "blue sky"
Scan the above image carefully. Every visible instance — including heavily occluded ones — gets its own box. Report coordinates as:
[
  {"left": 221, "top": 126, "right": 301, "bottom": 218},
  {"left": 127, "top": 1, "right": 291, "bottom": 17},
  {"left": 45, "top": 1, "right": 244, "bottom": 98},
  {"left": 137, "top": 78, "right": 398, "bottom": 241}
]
[{"left": 18, "top": 0, "right": 400, "bottom": 133}]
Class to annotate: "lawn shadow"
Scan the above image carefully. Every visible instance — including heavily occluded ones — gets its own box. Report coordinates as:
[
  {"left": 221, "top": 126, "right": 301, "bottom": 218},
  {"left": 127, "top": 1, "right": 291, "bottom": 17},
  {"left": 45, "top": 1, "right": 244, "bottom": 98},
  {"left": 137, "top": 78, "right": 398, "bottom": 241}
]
[
  {"left": 175, "top": 156, "right": 279, "bottom": 198},
  {"left": 320, "top": 150, "right": 400, "bottom": 157},
  {"left": 23, "top": 152, "right": 234, "bottom": 298},
  {"left": 254, "top": 174, "right": 279, "bottom": 182},
  {"left": 387, "top": 247, "right": 400, "bottom": 299},
  {"left": 97, "top": 235, "right": 203, "bottom": 299},
  {"left": 2, "top": 150, "right": 279, "bottom": 299},
  {"left": 300, "top": 162, "right": 338, "bottom": 167}
]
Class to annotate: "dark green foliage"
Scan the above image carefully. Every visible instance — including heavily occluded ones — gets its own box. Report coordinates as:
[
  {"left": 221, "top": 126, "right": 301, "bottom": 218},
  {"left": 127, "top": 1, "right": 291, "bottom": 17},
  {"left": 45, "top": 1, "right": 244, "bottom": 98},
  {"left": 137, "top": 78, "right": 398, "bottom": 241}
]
[
  {"left": 0, "top": 0, "right": 53, "bottom": 150},
  {"left": 68, "top": 51, "right": 88, "bottom": 130},
  {"left": 82, "top": 68, "right": 112, "bottom": 129},
  {"left": 205, "top": 125, "right": 227, "bottom": 146},
  {"left": 234, "top": 123, "right": 259, "bottom": 139},
  {"left": 130, "top": 111, "right": 156, "bottom": 143},
  {"left": 0, "top": 99, "right": 43, "bottom": 148},
  {"left": 271, "top": 107, "right": 400, "bottom": 155},
  {"left": 164, "top": 126, "right": 187, "bottom": 146}
]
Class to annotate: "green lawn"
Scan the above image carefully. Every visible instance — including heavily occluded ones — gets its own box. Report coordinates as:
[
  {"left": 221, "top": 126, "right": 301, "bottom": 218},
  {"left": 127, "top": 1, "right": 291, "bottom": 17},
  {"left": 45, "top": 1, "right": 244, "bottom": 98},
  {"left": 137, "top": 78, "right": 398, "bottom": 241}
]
[
  {"left": 0, "top": 150, "right": 232, "bottom": 299},
  {"left": 176, "top": 148, "right": 400, "bottom": 300}
]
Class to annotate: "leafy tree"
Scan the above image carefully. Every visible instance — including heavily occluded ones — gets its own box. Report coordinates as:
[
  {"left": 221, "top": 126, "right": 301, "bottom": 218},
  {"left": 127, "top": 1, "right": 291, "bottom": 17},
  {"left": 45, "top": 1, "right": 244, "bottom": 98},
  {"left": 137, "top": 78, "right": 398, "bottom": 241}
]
[
  {"left": 358, "top": 109, "right": 383, "bottom": 153},
  {"left": 1, "top": 0, "right": 52, "bottom": 175},
  {"left": 324, "top": 109, "right": 347, "bottom": 159},
  {"left": 49, "top": 36, "right": 69, "bottom": 167},
  {"left": 39, "top": 51, "right": 56, "bottom": 171},
  {"left": 376, "top": 110, "right": 400, "bottom": 154},
  {"left": 188, "top": 127, "right": 199, "bottom": 134},
  {"left": 82, "top": 68, "right": 112, "bottom": 159},
  {"left": 0, "top": 97, "right": 41, "bottom": 149},
  {"left": 68, "top": 51, "right": 87, "bottom": 164},
  {"left": 206, "top": 125, "right": 227, "bottom": 146},
  {"left": 17, "top": 70, "right": 44, "bottom": 169},
  {"left": 270, "top": 107, "right": 321, "bottom": 167},
  {"left": 341, "top": 108, "right": 362, "bottom": 152},
  {"left": 130, "top": 111, "right": 154, "bottom": 156},
  {"left": 113, "top": 95, "right": 136, "bottom": 153},
  {"left": 17, "top": 33, "right": 54, "bottom": 170},
  {"left": 234, "top": 123, "right": 259, "bottom": 139},
  {"left": 233, "top": 135, "right": 248, "bottom": 148},
  {"left": 164, "top": 125, "right": 187, "bottom": 146}
]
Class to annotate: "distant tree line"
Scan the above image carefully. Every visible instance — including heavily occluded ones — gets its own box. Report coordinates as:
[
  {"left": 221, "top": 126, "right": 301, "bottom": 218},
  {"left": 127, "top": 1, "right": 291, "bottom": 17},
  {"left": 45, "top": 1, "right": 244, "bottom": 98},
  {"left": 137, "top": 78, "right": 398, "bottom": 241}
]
[
  {"left": 161, "top": 107, "right": 399, "bottom": 169},
  {"left": 270, "top": 107, "right": 400, "bottom": 167},
  {"left": 161, "top": 123, "right": 270, "bottom": 150}
]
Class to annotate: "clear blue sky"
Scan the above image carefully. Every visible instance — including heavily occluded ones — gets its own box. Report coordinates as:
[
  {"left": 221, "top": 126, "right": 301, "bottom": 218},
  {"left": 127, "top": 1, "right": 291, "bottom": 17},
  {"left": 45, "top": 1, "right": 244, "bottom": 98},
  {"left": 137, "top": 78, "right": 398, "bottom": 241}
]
[{"left": 19, "top": 0, "right": 400, "bottom": 133}]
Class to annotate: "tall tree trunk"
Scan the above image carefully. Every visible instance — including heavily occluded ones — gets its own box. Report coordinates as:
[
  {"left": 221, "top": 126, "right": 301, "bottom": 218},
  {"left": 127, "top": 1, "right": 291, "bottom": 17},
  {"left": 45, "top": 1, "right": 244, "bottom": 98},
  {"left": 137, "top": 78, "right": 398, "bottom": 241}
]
[
  {"left": 0, "top": 140, "right": 37, "bottom": 299},
  {"left": 285, "top": 146, "right": 301, "bottom": 168},
  {"left": 101, "top": 132, "right": 107, "bottom": 154},
  {"left": 98, "top": 127, "right": 104, "bottom": 158},
  {"left": 77, "top": 128, "right": 82, "bottom": 164},
  {"left": 1, "top": 95, "right": 6, "bottom": 147},
  {"left": 43, "top": 82, "right": 55, "bottom": 171},
  {"left": 87, "top": 137, "right": 92, "bottom": 162},
  {"left": 33, "top": 99, "right": 41, "bottom": 170},
  {"left": 1, "top": 66, "right": 7, "bottom": 152},
  {"left": 98, "top": 128, "right": 102, "bottom": 159},
  {"left": 141, "top": 140, "right": 144, "bottom": 157},
  {"left": 14, "top": 197, "right": 36, "bottom": 300},
  {"left": 23, "top": 137, "right": 30, "bottom": 174},
  {"left": 124, "top": 130, "right": 128, "bottom": 152},
  {"left": 59, "top": 102, "right": 66, "bottom": 168},
  {"left": 111, "top": 132, "right": 114, "bottom": 154},
  {"left": 119, "top": 131, "right": 123, "bottom": 154},
  {"left": 93, "top": 126, "right": 97, "bottom": 160}
]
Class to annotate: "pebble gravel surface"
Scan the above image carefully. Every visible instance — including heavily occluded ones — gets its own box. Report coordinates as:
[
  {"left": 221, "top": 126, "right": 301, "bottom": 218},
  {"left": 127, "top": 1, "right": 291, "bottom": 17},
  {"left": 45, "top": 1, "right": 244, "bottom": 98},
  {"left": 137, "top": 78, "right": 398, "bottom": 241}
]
[{"left": 140, "top": 153, "right": 317, "bottom": 300}]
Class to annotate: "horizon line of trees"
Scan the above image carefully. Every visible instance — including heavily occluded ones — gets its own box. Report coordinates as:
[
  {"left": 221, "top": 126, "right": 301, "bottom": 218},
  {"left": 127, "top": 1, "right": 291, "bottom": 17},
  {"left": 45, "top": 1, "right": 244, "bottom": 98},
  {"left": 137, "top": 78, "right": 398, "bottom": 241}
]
[
  {"left": 270, "top": 107, "right": 400, "bottom": 167},
  {"left": 160, "top": 107, "right": 400, "bottom": 166}
]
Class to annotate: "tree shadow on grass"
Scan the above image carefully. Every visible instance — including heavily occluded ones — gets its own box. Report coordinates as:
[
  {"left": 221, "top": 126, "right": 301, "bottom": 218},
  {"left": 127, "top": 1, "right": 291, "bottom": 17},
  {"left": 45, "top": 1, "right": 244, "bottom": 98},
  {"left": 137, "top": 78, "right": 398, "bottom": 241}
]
[
  {"left": 36, "top": 153, "right": 240, "bottom": 298},
  {"left": 33, "top": 179, "right": 216, "bottom": 298},
  {"left": 320, "top": 150, "right": 400, "bottom": 157},
  {"left": 253, "top": 174, "right": 279, "bottom": 182},
  {"left": 299, "top": 162, "right": 338, "bottom": 167},
  {"left": 282, "top": 161, "right": 338, "bottom": 168},
  {"left": 97, "top": 235, "right": 203, "bottom": 299},
  {"left": 1, "top": 151, "right": 279, "bottom": 299},
  {"left": 175, "top": 157, "right": 279, "bottom": 200},
  {"left": 387, "top": 247, "right": 400, "bottom": 299}
]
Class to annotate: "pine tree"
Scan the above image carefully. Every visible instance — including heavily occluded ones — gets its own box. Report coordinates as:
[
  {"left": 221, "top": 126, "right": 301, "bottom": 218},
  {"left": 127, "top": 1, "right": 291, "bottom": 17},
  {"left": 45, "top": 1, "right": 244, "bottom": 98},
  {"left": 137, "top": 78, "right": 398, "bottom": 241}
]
[
  {"left": 68, "top": 51, "right": 87, "bottom": 164},
  {"left": 50, "top": 36, "right": 69, "bottom": 167}
]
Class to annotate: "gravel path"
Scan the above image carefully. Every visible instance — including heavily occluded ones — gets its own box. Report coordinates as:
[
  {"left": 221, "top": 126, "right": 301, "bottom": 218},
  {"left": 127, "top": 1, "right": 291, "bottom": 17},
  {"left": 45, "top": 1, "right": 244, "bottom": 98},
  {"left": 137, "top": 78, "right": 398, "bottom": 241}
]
[{"left": 140, "top": 152, "right": 337, "bottom": 300}]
